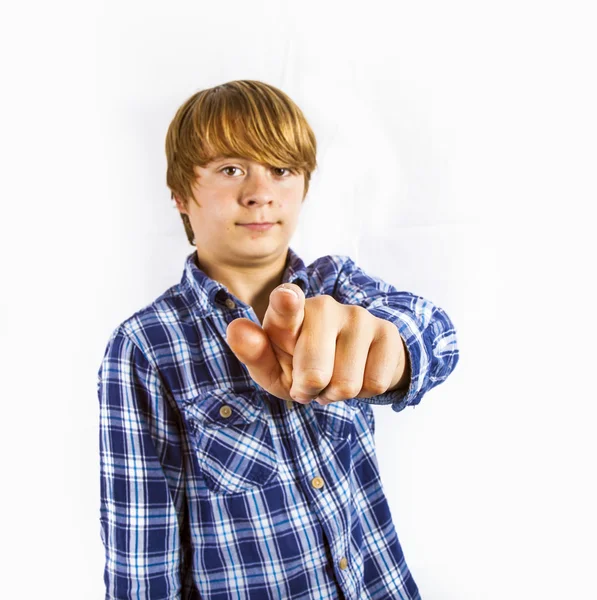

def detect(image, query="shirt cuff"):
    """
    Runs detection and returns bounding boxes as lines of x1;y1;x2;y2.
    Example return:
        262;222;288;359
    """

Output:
356;306;425;413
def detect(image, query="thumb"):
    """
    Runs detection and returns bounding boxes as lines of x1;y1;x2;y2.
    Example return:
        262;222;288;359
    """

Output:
262;283;305;356
225;318;284;391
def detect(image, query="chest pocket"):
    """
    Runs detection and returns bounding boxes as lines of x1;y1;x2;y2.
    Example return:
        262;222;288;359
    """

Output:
182;387;278;495
310;397;359;441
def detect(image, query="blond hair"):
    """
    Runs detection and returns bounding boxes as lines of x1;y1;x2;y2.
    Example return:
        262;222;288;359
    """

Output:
165;80;318;244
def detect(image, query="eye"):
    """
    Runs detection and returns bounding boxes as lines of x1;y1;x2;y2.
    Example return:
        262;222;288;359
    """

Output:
221;166;243;177
271;167;295;177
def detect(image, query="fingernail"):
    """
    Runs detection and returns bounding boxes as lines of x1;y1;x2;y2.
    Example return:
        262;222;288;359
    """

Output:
291;393;313;403
276;285;299;298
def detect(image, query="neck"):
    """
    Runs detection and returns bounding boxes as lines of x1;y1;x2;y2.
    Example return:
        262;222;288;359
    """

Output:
196;247;289;322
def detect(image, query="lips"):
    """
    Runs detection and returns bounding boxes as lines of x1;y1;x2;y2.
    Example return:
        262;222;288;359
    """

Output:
238;222;277;231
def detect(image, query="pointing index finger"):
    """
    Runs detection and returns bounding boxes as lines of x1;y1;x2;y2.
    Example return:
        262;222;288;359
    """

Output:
262;283;305;356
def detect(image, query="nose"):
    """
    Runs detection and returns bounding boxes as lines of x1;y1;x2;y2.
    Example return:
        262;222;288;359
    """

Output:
240;166;275;207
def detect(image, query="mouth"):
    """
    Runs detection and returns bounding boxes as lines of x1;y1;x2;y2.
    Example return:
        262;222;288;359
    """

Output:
237;222;278;231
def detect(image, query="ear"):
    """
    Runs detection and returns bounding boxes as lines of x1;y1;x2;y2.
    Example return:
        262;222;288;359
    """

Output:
172;193;188;214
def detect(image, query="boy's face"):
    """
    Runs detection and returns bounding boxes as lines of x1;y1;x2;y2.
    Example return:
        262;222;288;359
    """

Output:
175;156;306;266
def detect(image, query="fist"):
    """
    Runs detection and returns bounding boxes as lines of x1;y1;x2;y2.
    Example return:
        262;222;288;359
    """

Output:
225;284;408;405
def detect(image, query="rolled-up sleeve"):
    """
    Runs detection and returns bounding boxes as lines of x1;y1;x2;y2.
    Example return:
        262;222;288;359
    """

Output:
332;257;460;413
98;327;186;598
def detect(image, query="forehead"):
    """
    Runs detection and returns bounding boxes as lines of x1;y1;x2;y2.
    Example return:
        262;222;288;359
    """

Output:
209;155;246;162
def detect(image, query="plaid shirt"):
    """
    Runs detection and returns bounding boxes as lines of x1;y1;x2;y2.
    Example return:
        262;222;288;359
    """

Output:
98;247;459;599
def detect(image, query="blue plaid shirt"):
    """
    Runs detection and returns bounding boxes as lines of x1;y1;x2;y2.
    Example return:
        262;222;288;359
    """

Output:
98;247;459;599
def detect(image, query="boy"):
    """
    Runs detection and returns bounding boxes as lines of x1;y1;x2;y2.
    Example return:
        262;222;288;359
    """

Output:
98;80;459;599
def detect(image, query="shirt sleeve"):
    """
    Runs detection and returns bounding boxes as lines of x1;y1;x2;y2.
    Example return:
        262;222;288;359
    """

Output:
98;327;187;599
332;256;460;413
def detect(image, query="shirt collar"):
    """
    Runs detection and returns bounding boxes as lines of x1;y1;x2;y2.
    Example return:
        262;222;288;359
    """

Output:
180;246;311;315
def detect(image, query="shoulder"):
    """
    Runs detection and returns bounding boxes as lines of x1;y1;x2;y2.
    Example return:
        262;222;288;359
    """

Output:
305;254;357;295
307;253;354;275
100;283;190;367
306;254;391;302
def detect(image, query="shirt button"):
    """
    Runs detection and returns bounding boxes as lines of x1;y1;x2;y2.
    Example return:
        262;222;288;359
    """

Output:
219;405;232;418
225;298;236;309
311;476;324;489
286;400;294;409
339;557;348;570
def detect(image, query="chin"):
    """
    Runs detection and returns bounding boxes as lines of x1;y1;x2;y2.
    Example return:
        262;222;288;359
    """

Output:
238;238;289;256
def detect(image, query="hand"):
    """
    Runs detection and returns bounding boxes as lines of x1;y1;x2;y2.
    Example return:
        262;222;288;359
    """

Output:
225;283;409;405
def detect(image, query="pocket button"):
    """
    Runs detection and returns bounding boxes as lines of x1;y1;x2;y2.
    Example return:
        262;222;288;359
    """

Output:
219;405;232;418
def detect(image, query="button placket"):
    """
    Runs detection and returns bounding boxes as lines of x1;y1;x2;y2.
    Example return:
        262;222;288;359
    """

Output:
311;476;324;489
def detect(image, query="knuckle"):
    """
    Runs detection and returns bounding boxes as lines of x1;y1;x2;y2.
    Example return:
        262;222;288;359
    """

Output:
347;305;374;330
312;294;337;310
347;304;368;319
362;377;389;396
328;379;362;399
322;294;337;305
351;304;371;319
381;320;398;337
299;368;329;390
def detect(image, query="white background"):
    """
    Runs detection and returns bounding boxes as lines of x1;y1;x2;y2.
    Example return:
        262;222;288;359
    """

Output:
1;1;596;598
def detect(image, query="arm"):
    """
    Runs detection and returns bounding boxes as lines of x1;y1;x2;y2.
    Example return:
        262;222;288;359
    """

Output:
98;329;187;598
333;257;460;413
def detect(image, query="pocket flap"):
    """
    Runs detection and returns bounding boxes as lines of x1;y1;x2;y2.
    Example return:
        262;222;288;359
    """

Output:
182;386;263;429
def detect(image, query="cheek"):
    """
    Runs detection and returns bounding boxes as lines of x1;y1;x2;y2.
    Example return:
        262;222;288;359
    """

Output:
197;199;227;223
209;208;238;233
280;186;305;208
288;195;305;215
